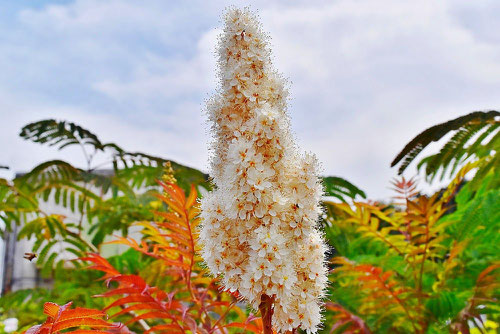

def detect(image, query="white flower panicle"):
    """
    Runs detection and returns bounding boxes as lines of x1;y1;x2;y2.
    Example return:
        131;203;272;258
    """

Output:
200;8;328;333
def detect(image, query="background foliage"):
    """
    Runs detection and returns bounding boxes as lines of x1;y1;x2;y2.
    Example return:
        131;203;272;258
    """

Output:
0;111;498;333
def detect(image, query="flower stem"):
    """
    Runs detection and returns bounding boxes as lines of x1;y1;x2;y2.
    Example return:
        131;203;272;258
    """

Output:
259;294;275;334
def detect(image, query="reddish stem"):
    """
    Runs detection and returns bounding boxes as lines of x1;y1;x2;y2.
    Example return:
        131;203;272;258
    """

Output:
259;294;275;334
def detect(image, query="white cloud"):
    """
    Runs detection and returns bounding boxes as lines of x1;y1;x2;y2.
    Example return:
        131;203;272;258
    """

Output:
92;28;220;102
258;0;500;197
0;92;209;177
1;0;499;199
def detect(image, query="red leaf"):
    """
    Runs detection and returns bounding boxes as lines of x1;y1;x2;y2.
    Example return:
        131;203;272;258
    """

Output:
43;302;64;318
111;303;163;318
106;274;147;290
104;295;154;311
94;288;139;298
126;311;176;325
145;324;183;334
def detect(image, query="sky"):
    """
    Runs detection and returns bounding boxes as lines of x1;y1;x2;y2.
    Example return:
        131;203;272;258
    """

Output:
0;0;499;200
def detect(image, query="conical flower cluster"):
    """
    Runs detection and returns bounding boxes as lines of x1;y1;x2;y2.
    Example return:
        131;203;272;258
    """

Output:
199;8;328;333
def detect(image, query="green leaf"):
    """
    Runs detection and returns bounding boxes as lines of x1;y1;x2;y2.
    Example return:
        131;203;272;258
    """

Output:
20;119;104;151
322;176;366;202
391;110;499;175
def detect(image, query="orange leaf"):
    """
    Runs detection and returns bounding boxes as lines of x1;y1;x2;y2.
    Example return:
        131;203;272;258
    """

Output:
126;311;176;325
111;303;164;318
59;308;107;321
155;220;190;238
185;184;197;209
155;211;189;230
43;302;65;318
107;274;147;289
25;302;115;334
155;194;186;218
69;331;116;334
159;233;192;249
478;263;500;283
145;324;183;334
225;321;263;333
167;182;187;205
104;295;154;311
94;288;138;298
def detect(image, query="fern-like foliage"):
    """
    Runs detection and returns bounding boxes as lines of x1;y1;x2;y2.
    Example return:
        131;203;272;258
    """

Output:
325;302;371;333
24;301;118;334
107;181;201;278
1;119;211;277
327;201;408;257
85;182;257;333
450;263;500;334
333;258;423;333
325;161;499;333
19;181;258;333
20;120;202;182
84;253;190;333
0;177;40;234
19;119;209;192
20;119;105;151
390;176;418;204
5;119;362;281
1;173;98;278
391;110;499;178
18;214;94;276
